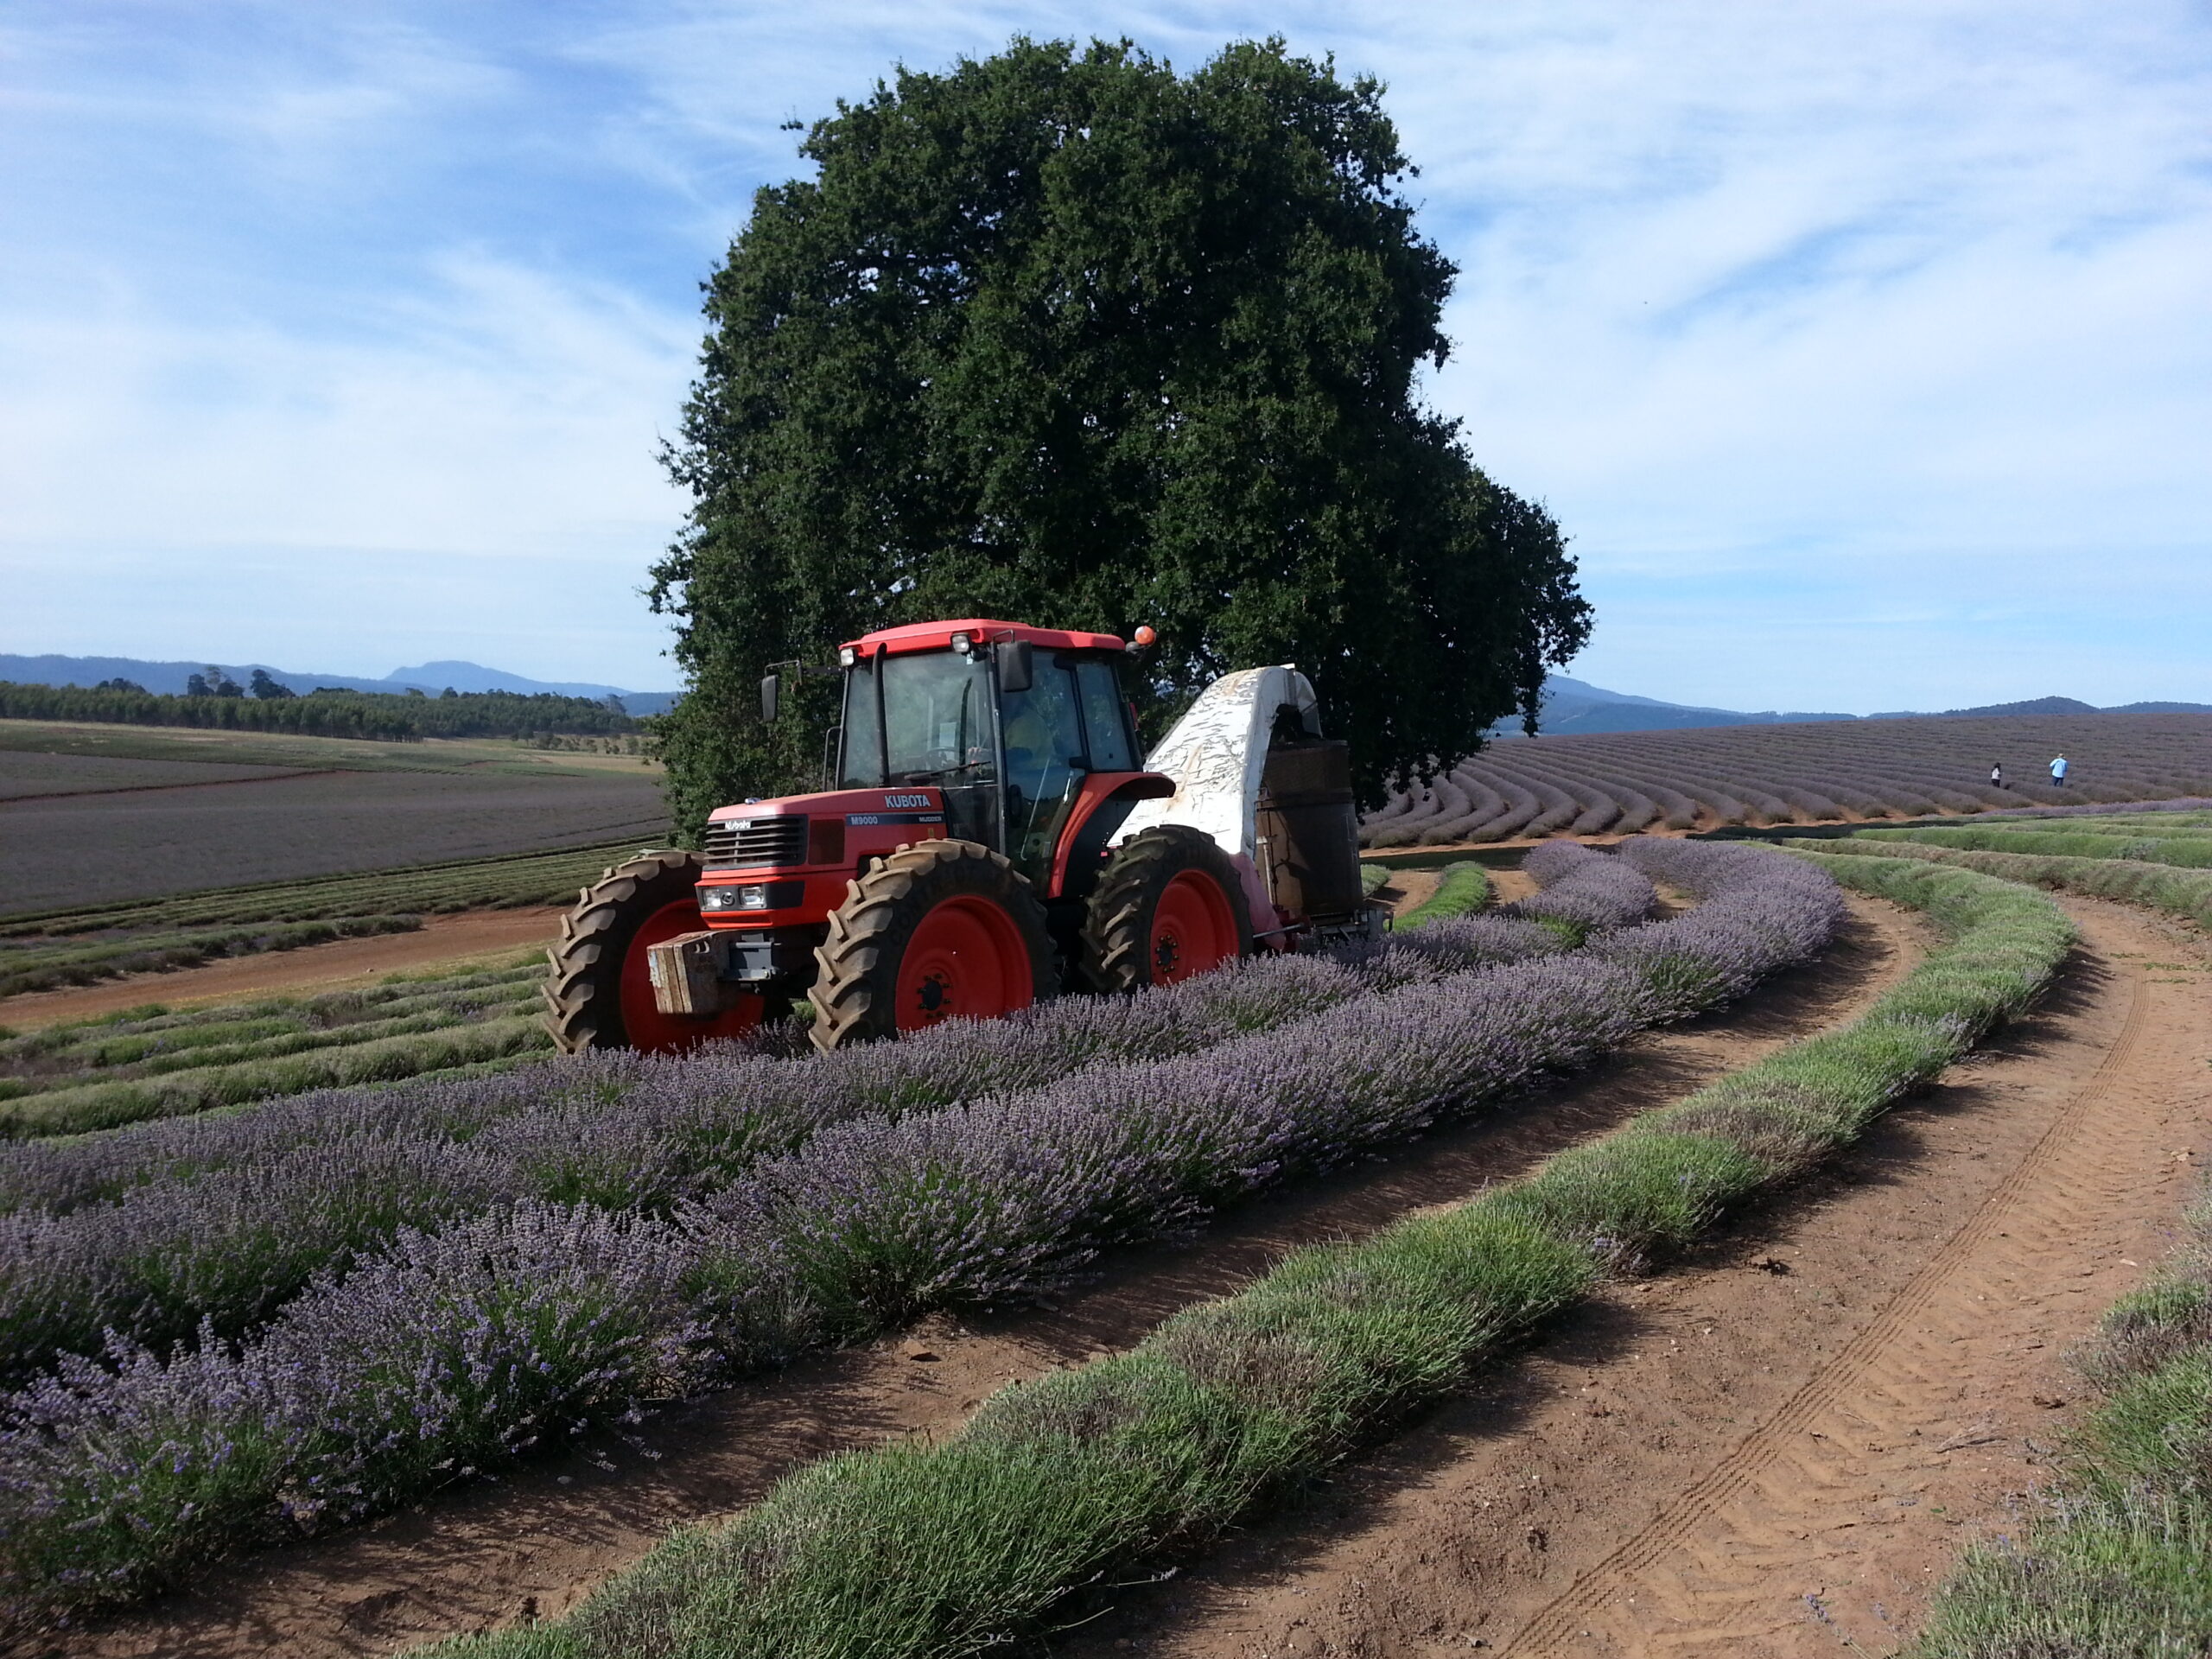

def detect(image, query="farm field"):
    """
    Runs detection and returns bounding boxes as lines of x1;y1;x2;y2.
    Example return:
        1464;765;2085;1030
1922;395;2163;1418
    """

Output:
3;835;2195;1659
27;859;1919;1657
0;751;308;801
0;717;658;778
0;820;2202;1656
0;721;670;915
1363;709;2212;843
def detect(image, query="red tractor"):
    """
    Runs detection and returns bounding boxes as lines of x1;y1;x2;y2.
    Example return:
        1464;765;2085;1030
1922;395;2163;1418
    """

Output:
543;619;1375;1054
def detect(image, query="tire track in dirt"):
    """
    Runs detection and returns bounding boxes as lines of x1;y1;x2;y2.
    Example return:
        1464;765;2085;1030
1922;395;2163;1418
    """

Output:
1056;896;2207;1659
1503;933;2158;1656
37;899;1930;1659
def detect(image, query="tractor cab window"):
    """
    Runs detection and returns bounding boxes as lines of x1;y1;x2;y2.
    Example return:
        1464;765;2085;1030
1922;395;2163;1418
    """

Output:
837;657;882;787
1000;658;1087;884
841;650;1001;847
1072;658;1137;771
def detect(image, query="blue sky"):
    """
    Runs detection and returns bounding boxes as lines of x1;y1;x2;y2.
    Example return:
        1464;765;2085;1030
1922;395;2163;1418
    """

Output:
3;3;2206;707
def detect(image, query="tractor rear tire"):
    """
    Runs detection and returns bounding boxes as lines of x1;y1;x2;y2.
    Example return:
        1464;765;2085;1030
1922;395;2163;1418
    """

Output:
1080;824;1253;993
542;849;764;1054
809;839;1055;1052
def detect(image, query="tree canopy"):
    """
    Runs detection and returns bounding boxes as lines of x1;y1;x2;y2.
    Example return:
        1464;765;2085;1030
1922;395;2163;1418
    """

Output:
652;35;1591;840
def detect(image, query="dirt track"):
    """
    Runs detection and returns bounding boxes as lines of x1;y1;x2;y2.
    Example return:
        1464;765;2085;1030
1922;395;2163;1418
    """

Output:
0;909;568;1030
1058;893;2212;1658
42;893;1936;1658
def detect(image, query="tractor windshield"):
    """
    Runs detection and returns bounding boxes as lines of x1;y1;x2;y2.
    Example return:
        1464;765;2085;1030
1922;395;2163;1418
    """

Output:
840;650;1001;846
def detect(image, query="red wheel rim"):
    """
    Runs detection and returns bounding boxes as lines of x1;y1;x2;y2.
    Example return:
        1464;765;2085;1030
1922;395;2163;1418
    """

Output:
893;896;1034;1033
1148;869;1236;984
618;898;765;1053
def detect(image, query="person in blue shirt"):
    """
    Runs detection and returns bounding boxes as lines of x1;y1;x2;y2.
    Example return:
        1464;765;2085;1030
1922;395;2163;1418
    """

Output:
2050;754;2069;786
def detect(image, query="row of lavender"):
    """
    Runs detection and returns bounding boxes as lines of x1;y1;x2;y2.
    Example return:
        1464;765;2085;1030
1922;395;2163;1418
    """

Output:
0;841;1837;1617
0;843;1643;1391
1362;715;2212;844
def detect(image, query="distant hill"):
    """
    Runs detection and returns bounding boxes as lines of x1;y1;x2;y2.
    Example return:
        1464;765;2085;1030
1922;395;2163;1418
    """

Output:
0;655;683;717
1489;677;1860;738
1492;678;2209;738
7;655;2201;737
1867;696;2102;719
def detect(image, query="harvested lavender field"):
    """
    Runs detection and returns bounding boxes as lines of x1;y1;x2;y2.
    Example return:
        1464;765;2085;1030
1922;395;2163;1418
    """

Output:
0;752;668;915
1363;710;2212;843
0;841;660;1003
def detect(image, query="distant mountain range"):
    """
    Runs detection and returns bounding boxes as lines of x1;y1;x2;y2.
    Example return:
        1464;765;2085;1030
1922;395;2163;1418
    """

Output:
1489;677;2211;737
0;655;684;718
5;655;2202;738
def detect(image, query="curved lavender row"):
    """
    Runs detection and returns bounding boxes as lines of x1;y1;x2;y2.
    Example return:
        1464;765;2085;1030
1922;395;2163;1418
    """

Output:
0;916;1576;1387
1500;840;1663;934
0;892;1590;1222
1980;795;2212;820
0;842;1826;1616
1602;837;1850;1014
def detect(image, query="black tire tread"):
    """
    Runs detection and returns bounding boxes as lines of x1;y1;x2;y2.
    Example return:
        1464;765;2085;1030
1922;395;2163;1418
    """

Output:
1078;824;1253;994
541;849;702;1053
809;839;1053;1052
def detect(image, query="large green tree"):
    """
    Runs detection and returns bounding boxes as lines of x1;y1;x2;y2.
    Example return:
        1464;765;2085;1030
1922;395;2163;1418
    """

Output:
652;35;1590;842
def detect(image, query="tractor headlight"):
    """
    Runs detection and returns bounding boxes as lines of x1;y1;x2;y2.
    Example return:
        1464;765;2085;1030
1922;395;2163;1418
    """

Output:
701;886;772;912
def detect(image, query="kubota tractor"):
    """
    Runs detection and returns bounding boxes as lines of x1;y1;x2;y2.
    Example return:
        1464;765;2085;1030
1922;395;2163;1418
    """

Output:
543;619;1377;1054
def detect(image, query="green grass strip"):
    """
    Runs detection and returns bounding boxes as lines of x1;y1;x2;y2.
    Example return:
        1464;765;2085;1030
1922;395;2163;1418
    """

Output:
1396;861;1491;927
1858;825;2212;868
422;855;2073;1659
1792;836;2212;932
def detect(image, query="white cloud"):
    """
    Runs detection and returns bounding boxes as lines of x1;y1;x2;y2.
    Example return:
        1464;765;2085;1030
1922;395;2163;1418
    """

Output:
3;0;2207;707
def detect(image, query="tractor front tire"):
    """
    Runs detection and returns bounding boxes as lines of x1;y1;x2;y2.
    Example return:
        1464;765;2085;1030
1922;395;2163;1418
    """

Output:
1080;825;1253;993
810;839;1055;1052
542;849;763;1053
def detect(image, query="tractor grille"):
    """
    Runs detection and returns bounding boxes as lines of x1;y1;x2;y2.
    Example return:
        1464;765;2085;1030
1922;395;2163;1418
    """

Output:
702;814;809;870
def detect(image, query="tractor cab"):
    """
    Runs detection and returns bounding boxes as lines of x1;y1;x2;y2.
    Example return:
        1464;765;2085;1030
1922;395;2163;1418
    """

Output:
810;620;1160;893
542;620;1376;1057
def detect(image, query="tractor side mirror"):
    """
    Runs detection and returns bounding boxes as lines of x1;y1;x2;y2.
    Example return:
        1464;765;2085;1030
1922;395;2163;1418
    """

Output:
995;639;1033;694
759;672;780;723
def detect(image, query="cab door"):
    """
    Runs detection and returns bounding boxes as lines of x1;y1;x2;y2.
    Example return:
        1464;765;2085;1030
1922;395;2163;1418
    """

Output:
996;654;1089;886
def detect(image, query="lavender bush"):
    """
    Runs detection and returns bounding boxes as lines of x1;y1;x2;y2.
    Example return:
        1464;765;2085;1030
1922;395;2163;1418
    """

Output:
1981;796;2212;820
1501;840;1665;936
0;916;1579;1383
0;842;1835;1617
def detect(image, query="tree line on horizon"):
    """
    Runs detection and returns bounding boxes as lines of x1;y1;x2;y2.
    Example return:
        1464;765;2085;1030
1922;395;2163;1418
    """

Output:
0;680;645;742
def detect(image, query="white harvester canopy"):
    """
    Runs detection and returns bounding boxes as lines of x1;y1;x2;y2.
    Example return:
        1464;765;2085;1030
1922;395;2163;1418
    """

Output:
1120;664;1321;863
